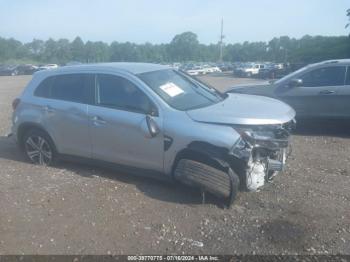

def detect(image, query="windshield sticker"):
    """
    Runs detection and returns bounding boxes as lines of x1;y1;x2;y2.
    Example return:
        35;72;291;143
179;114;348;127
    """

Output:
159;82;184;97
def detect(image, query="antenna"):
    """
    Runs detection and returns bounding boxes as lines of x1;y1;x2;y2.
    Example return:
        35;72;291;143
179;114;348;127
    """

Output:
219;18;225;62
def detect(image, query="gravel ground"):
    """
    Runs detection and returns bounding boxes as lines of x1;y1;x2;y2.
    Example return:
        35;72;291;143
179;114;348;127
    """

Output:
0;74;349;255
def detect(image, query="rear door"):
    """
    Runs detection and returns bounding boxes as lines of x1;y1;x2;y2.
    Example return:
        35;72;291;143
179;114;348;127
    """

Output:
277;66;346;118
35;73;94;157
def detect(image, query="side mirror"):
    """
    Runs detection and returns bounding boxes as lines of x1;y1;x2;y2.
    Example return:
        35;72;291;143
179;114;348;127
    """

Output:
148;107;158;117
146;115;160;137
289;78;303;87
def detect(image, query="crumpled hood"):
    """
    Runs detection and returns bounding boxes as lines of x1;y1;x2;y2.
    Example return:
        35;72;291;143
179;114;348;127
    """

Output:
186;93;295;125
227;84;276;97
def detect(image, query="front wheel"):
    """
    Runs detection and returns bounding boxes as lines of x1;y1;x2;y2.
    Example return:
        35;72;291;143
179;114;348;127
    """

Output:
174;159;240;206
23;129;56;166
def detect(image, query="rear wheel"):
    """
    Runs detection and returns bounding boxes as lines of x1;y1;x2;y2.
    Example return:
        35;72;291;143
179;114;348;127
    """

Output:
23;129;56;166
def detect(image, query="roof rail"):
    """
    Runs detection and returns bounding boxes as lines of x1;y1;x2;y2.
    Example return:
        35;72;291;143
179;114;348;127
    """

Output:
323;60;339;64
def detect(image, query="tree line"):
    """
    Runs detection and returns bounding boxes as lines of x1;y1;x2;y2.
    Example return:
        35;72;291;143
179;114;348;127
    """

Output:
0;32;349;65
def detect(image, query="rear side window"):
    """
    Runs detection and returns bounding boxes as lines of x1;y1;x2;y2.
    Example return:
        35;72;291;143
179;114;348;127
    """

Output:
34;76;54;98
51;74;85;103
300;66;346;87
34;74;94;104
96;74;152;114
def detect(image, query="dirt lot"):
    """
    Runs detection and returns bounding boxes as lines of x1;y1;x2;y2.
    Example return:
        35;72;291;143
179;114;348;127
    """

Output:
0;74;349;255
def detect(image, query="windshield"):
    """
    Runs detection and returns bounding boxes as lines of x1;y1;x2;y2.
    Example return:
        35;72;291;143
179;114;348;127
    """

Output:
275;65;309;84
137;69;224;111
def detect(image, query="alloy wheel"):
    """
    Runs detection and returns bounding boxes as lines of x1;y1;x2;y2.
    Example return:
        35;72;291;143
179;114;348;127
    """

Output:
25;135;53;165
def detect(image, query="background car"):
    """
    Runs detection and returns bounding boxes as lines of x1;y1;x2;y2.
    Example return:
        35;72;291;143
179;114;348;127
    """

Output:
184;65;207;75
217;62;234;72
0;65;18;76
38;64;59;70
233;63;265;78
228;59;350;119
16;64;38;75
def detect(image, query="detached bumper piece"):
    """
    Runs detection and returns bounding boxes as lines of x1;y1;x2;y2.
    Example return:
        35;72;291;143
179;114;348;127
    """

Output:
174;159;238;207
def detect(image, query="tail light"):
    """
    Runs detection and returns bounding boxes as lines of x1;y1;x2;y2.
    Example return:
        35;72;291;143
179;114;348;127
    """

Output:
12;98;21;110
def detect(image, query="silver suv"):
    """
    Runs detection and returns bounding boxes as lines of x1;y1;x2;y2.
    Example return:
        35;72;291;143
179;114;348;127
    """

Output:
10;63;295;206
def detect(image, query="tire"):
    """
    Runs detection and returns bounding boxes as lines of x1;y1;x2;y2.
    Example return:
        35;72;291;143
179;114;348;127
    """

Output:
22;129;56;166
174;159;240;202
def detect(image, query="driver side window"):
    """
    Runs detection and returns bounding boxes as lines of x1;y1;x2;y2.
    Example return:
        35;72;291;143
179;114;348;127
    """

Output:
300;66;346;87
95;74;155;115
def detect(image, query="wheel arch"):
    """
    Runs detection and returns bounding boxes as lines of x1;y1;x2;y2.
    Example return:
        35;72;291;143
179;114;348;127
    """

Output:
172;141;241;207
17;122;57;151
171;141;231;176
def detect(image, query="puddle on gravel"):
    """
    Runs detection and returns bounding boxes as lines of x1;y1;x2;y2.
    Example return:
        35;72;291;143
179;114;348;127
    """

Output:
261;219;306;251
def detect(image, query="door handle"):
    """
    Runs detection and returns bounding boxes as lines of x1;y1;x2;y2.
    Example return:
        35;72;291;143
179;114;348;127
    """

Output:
92;116;107;125
319;90;335;95
43;105;55;113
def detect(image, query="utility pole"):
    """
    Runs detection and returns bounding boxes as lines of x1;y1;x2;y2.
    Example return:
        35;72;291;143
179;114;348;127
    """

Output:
219;18;225;62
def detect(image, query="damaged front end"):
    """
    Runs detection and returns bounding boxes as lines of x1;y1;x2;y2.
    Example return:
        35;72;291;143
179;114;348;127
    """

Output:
230;119;295;191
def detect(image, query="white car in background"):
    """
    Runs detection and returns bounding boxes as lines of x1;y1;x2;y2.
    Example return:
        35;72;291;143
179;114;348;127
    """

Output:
186;66;207;76
234;63;265;78
202;65;222;74
38;64;59;70
171;63;182;70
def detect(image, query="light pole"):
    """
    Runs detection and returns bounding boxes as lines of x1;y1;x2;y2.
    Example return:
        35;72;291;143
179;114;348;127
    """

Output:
219;18;225;62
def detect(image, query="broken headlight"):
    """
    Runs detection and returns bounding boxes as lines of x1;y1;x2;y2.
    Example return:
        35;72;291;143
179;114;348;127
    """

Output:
234;127;273;144
233;126;289;150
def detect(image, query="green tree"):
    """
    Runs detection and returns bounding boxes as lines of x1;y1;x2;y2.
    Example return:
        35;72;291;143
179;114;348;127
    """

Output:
70;36;85;62
85;41;109;63
40;38;71;64
169;32;199;61
25;39;45;61
0;34;349;65
0;37;23;61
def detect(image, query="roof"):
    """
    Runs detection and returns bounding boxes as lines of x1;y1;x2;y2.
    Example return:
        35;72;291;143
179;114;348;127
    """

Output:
312;59;350;67
52;62;170;75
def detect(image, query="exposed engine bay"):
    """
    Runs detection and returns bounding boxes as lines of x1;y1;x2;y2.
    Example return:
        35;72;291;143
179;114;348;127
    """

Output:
231;119;295;191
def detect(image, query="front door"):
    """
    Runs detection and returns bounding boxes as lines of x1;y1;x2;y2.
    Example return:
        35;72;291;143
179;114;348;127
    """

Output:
88;74;164;172
277;66;346;118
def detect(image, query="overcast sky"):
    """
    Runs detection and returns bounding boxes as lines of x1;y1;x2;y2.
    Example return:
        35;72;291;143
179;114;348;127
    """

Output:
0;0;349;44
